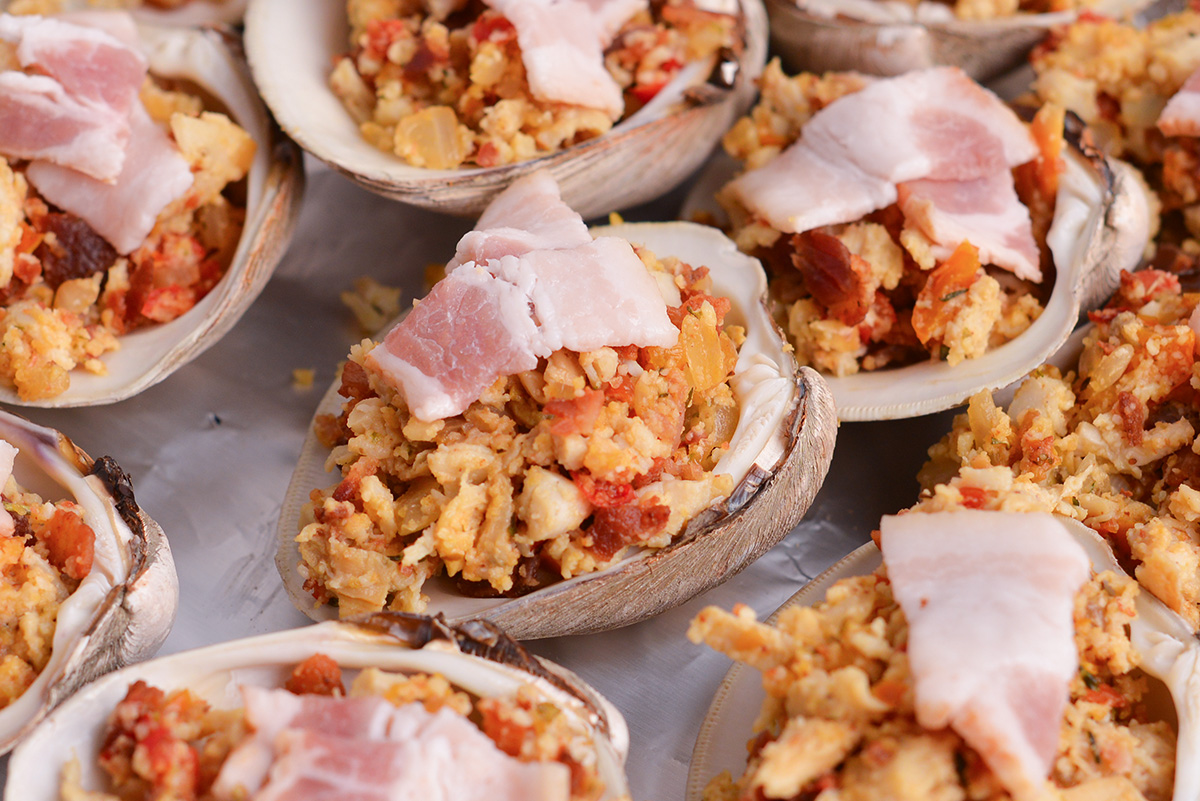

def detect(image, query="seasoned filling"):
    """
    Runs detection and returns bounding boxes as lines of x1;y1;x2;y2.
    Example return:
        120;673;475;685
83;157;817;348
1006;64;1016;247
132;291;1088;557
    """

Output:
0;22;255;402
690;566;1176;801
298;246;742;616
1031;10;1200;258
0;444;95;710
62;654;607;801
330;0;738;169
716;62;1059;377
917;269;1200;629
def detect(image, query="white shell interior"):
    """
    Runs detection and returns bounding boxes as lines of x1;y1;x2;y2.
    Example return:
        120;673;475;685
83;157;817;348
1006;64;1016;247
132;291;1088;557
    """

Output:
6;621;631;800
686;517;1200;801
242;0;766;217
0;20;296;408
0;413;135;746
683;151;1152;421
277;221;797;624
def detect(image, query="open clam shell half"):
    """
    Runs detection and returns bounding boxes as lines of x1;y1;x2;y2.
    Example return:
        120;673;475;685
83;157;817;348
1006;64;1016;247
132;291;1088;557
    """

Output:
684;125;1153;422
0;21;305;408
277;221;838;639
242;0;767;218
5;614;631;799
0;409;177;754
764;0;1151;81
687;516;1200;801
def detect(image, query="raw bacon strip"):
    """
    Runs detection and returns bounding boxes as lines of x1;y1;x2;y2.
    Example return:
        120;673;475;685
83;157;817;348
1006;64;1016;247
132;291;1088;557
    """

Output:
0;440;15;538
26;104;194;255
448;170;592;269
898;173;1042;282
1158;66;1200;138
366;264;542;421
729;142;897;235
212;689;402;799
879;510;1090;801
0;15;145;111
212;688;570;801
483;0;626;118
367;172;678;421
728;67;1040;274
492;238;680;352
0;72;130;185
0;13;146;181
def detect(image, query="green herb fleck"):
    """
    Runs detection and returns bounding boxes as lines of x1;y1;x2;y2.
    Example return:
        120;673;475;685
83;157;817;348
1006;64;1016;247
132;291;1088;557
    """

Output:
939;345;951;361
940;288;968;302
1081;668;1100;690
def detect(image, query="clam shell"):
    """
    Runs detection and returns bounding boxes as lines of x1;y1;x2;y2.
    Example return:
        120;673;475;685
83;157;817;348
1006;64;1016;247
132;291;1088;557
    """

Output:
683;127;1154;422
277;221;838;639
5;615;631;799
0;21;305;408
687;517;1200;801
0;409;177;754
242;0;767;218
764;0;1150;81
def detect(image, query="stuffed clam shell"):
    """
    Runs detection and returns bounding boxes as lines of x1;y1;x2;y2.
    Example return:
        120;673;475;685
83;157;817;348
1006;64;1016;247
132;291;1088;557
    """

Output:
0;409;177;754
0;18;304;408
278;221;838;640
685;105;1153;422
242;0;767;218
5;614;631;800
764;0;1152;81
687;516;1200;801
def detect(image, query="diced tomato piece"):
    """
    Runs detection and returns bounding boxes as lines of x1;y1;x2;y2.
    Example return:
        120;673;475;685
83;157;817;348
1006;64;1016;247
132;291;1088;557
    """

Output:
40;507;94;581
285;653;345;696
911;241;981;345
572;471;636;508
140;285;196;322
545;389;604;436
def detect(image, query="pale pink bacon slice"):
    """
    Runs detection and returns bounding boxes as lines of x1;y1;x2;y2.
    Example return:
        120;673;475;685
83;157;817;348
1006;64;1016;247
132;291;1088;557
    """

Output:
366;172;677;421
1158;66;1200;138
366;264;543;422
212;688;399;799
447;170;592;270
727;67;1041;280
25;103;194;255
582;0;650;45
212;688;570;801
490;238;677;352
0;13;145;182
879;510;1090;801
898;172;1041;282
482;0;628;118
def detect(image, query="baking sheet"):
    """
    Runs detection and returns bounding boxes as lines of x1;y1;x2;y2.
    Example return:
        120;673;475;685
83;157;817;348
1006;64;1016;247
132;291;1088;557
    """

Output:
0;158;957;798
